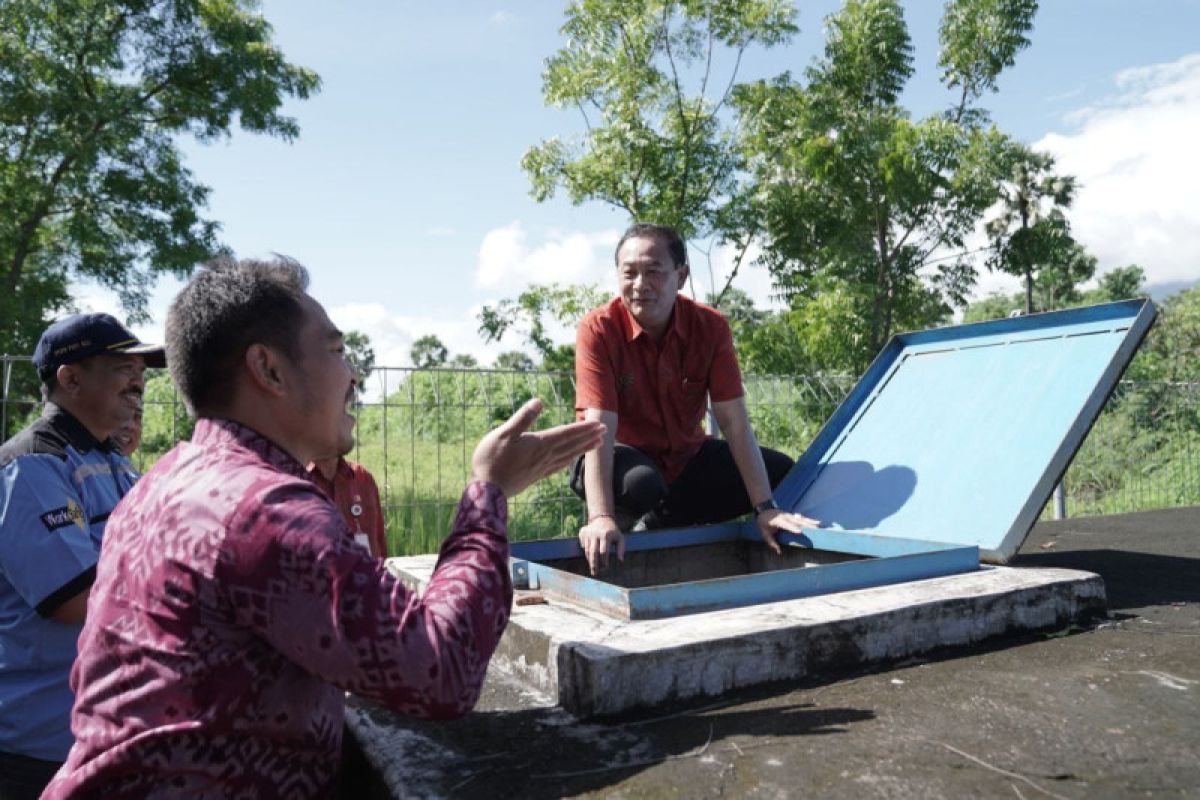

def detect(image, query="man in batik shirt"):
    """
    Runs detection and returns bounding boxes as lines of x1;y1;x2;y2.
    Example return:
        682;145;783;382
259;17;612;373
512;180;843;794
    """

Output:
45;256;603;798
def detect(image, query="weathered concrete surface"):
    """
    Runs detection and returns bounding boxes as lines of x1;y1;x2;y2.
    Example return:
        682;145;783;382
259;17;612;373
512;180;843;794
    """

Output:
348;506;1200;798
388;551;1104;717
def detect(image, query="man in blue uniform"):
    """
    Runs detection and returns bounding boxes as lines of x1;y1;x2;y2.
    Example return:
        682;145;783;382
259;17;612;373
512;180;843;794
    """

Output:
0;313;163;799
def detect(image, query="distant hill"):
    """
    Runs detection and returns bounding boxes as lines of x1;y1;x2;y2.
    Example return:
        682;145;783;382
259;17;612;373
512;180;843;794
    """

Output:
1146;279;1199;301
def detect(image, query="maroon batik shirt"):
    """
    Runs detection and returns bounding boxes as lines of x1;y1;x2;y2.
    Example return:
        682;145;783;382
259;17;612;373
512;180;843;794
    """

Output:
45;418;512;798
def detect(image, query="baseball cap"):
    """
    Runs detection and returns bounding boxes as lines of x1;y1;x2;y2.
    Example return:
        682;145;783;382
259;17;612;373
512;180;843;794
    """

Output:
33;313;166;379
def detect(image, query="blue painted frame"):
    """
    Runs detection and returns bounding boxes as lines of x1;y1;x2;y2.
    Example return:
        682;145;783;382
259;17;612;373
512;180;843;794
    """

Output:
510;299;1155;620
775;299;1156;562
510;523;979;620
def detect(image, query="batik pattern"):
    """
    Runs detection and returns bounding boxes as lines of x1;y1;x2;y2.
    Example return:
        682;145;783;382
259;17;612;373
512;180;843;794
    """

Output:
45;419;511;798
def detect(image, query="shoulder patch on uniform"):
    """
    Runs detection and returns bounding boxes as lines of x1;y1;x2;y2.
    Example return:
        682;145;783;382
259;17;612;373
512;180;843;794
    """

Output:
41;498;87;533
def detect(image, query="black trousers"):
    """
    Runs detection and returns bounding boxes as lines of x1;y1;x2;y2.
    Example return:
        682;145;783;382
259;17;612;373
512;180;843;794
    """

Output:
570;439;794;530
0;751;62;800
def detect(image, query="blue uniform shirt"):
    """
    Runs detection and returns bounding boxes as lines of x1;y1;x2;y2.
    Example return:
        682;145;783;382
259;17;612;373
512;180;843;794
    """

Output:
0;403;138;761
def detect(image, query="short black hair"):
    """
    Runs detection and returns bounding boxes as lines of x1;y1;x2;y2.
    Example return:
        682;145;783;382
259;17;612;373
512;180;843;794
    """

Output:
614;223;688;269
166;256;310;416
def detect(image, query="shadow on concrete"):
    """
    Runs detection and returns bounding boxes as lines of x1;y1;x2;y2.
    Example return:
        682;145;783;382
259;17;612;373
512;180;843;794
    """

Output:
350;696;875;800
1012;549;1200;610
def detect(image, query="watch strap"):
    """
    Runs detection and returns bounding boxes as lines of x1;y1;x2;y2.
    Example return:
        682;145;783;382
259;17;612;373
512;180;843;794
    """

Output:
753;498;779;516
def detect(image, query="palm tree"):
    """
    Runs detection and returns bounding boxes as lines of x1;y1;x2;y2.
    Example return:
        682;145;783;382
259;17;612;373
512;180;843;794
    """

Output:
985;145;1077;314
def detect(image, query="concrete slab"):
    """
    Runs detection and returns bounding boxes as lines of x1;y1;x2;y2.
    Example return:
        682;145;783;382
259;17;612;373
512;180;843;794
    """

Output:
386;556;1105;717
342;506;1200;799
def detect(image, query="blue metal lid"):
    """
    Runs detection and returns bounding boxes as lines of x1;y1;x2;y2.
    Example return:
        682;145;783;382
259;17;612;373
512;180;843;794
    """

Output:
774;299;1156;563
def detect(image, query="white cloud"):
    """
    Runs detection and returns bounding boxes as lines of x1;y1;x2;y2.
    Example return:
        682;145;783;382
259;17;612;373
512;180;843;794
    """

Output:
475;221;620;289
686;239;786;312
475;223;791;319
489;10;513;26
1036;52;1200;291
68;277;181;349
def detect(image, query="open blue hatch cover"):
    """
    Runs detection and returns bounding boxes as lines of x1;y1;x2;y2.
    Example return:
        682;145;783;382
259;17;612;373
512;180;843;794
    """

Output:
774;298;1157;563
507;299;1155;619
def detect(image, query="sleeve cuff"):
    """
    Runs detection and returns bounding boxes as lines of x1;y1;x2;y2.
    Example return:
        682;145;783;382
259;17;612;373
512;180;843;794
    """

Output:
35;566;97;618
455;480;509;536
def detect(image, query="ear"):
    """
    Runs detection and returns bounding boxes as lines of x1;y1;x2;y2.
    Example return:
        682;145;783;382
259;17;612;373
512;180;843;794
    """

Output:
242;343;289;398
676;262;689;290
54;364;83;397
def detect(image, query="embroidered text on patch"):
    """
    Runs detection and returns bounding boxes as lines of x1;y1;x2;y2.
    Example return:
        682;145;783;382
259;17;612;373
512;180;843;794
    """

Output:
41;498;87;532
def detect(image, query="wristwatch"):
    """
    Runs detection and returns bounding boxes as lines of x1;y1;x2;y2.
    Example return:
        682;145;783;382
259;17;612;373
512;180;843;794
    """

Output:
753;498;779;516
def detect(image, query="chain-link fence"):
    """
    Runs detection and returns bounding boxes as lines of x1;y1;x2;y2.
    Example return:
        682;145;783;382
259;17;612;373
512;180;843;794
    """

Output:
3;354;1196;555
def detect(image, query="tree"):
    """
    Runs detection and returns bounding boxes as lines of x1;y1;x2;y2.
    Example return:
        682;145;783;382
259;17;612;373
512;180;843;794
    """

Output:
706;286;766;330
495;351;535;372
1085;264;1146;304
985;144;1078;313
448;353;479;368
0;0;320;360
410;335;448;369
964;261;1144;324
140;371;194;457
1030;239;1095;311
1131;285;1200;383
342;330;375;390
523;0;797;294
732;0;1038;372
478;282;609;370
962;291;1022;323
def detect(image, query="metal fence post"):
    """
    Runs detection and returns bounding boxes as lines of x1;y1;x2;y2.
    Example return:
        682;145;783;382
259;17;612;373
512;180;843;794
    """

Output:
1053;481;1067;520
1;356;11;442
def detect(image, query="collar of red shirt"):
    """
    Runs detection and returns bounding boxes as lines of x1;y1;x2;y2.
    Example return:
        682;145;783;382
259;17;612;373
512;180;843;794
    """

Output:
617;294;695;344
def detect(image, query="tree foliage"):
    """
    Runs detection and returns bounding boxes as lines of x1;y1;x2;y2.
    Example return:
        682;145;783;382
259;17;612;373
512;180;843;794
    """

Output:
523;0;797;246
0;0;319;359
494;350;535;371
478;282;609;370
1127;284;1200;383
140;370;194;457
962;262;1144;324
449;353;479;368
732;0;1039;372
984;144;1079;313
410;334;448;369
343;329;375;387
1090;264;1146;304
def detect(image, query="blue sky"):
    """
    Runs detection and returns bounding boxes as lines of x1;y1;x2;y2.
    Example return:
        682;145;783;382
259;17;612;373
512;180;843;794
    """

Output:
78;1;1200;369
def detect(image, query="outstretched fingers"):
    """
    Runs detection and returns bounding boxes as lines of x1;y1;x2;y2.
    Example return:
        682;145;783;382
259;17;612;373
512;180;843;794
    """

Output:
497;398;544;438
769;513;813;534
540;421;605;460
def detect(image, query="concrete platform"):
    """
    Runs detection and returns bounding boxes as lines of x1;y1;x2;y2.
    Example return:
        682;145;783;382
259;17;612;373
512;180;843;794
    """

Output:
342;506;1200;799
386;554;1105;717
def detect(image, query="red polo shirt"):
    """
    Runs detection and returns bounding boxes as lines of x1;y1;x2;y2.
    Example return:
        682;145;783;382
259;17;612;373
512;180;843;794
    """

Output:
309;458;389;559
575;295;744;483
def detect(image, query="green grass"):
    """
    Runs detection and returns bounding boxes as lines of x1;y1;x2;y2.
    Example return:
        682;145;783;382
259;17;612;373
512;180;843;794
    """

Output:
21;369;1200;557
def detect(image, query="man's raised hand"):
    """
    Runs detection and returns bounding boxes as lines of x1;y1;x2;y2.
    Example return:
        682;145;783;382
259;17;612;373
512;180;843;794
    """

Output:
471;399;606;499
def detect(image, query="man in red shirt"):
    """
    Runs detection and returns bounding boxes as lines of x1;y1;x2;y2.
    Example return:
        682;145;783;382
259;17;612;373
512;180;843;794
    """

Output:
573;223;818;574
309;457;388;559
45;256;604;797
